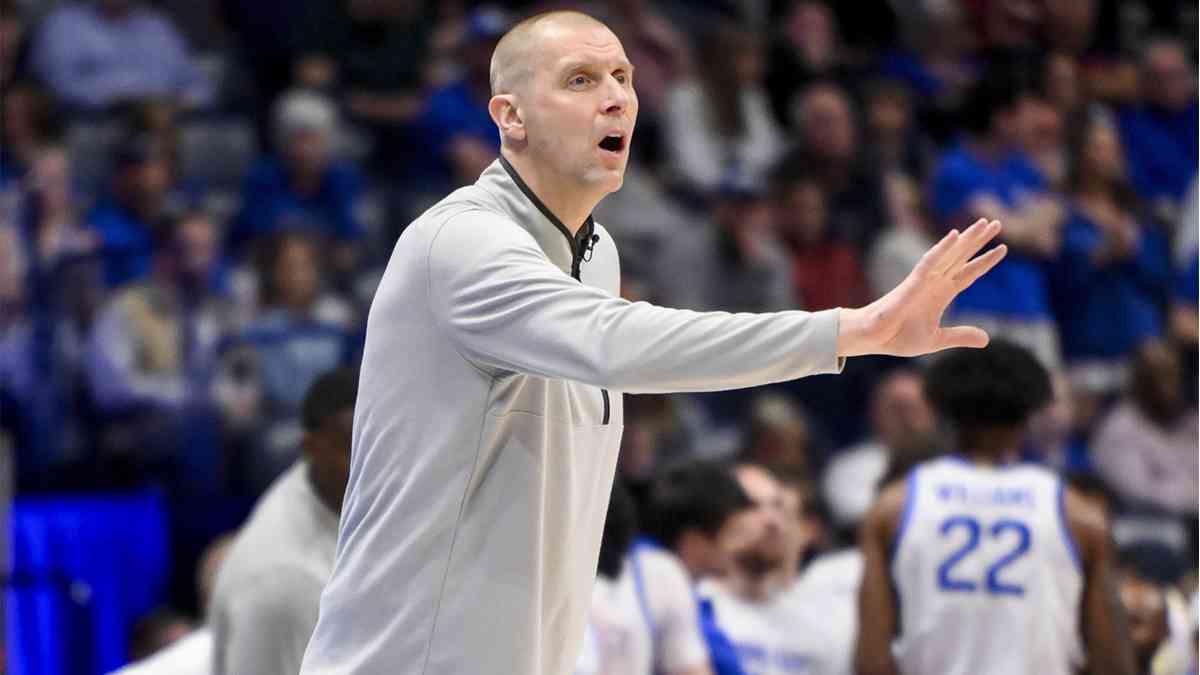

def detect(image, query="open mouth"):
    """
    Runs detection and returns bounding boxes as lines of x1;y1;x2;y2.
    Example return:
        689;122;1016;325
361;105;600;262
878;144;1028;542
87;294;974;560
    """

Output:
598;134;626;153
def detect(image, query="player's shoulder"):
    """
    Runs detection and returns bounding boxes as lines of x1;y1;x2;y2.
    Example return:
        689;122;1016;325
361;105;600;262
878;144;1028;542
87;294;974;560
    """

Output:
632;545;691;591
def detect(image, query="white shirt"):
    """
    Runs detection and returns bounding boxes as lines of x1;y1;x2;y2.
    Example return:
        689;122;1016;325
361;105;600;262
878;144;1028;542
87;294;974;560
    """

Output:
787;550;863;675
583;547;709;675
300;159;843;675
210;461;338;675
891;457;1084;675
107;629;211;675
699;579;842;675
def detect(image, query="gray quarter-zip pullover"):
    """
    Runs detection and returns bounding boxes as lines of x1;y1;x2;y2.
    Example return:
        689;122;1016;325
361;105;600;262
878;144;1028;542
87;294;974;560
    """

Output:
300;158;844;675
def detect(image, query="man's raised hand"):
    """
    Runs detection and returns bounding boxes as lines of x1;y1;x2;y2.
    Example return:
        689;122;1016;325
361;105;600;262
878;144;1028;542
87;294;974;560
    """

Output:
837;219;1007;358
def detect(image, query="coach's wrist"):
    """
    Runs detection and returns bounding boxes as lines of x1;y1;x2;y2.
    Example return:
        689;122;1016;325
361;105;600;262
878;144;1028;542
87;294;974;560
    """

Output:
836;306;881;358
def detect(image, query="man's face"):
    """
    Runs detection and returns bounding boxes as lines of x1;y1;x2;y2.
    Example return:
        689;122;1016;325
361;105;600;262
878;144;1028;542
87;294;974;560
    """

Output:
517;21;638;194
1146;43;1195;112
873;373;934;450
285;129;331;177
728;466;796;573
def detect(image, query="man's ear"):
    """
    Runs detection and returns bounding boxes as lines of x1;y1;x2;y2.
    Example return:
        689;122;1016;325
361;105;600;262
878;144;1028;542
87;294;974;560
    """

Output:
489;94;526;143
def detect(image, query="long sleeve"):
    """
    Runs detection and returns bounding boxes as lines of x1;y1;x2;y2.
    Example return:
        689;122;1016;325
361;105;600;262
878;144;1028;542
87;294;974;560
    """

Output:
427;212;843;395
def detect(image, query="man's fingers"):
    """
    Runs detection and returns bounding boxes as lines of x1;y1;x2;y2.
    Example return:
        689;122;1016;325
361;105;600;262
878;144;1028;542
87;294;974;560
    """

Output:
937;325;990;351
947;219;1001;271
954;244;1008;290
914;228;961;277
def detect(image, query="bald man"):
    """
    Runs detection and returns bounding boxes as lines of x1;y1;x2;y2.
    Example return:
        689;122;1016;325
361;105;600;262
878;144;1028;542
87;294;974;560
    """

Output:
300;11;1009;675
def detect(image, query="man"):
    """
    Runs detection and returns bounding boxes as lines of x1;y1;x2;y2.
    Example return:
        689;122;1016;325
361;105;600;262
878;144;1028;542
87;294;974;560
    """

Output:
699;464;842;674
645;460;762;675
301;11;1007;675
854;342;1136;675
581;478;711;675
929;69;1065;367
210;368;356;675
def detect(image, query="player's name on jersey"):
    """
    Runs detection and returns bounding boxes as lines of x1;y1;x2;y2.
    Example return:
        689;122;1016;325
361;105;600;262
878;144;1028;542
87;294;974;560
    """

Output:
934;483;1036;508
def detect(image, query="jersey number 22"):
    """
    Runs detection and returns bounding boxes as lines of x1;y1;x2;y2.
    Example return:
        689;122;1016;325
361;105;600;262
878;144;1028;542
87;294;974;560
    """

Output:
936;516;1030;596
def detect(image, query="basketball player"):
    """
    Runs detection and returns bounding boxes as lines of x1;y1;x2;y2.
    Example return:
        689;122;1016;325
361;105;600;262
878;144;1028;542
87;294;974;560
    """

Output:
854;342;1136;675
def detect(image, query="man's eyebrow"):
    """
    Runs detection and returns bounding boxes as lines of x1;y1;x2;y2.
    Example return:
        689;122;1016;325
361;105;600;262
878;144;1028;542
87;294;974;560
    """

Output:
557;59;636;76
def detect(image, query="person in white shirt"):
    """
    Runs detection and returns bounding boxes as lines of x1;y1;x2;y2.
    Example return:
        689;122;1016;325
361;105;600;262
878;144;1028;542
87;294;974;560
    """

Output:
300;8;1008;674
210;368;356;675
582;479;711;675
700;464;843;674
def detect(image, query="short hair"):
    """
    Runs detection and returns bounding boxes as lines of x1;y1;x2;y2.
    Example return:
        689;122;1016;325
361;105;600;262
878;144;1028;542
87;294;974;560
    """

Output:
489;10;611;96
272;89;338;149
596;477;638;579
645;460;753;550
959;67;1029;136
924;341;1052;431
301;367;359;432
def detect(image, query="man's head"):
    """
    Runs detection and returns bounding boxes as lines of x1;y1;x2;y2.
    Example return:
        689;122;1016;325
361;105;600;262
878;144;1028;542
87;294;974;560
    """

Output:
113;133;171;214
960;69;1032;145
1118;550;1171;670
1129;339;1185;425
794;82;856;163
773;172;827;247
301;368;359;514
488;11;638;196
259;231;322;312
924;341;1052;455
646;460;759;579
1141;37;1196;113
871;369;935;451
273;90;337;178
165;208;220;285
742;394;812;477
728;463;801;579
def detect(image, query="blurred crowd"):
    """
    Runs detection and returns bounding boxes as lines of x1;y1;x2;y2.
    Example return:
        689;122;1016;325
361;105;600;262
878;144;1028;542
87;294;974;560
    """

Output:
0;0;1197;672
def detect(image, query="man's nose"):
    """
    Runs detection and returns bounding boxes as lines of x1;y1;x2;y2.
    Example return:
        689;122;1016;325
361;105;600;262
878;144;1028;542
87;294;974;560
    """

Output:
602;77;630;115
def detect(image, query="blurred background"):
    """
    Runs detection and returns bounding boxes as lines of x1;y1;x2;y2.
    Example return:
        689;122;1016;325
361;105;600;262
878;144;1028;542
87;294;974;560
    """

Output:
0;0;1196;673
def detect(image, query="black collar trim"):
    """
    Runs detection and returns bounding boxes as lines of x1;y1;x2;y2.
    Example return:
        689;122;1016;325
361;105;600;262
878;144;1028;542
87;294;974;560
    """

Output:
498;155;595;277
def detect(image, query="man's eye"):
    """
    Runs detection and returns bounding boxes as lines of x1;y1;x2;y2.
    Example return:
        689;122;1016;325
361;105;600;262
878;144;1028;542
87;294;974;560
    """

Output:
615;74;626;84
570;75;589;87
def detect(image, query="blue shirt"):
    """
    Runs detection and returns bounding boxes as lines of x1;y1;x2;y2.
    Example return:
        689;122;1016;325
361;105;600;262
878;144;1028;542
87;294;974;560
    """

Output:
1177;251;1198;306
87;199;158;287
231;157;365;249
30;3;212;110
420;79;500;183
1049;208;1171;361
931;143;1053;319
1117;102;1199;207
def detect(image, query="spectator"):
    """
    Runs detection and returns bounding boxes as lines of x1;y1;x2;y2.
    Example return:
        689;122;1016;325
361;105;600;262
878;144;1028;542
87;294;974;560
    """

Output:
0;82;61;189
698;464;843;673
232;90;365;281
86;207;234;486
929;69;1064;367
293;0;432;174
420;6;508;189
740;394;818;484
0;148;105;489
1117;37;1198;221
764;0;848;130
217;231;354;492
867;172;935;299
880;0;976;116
662;24;783;193
788;82;889;252
29;0;212;111
1119;549;1197;675
862;79;928;176
582;478;712;675
210;367;356;675
773;168;869;311
657;177;795;313
1050;109;1172;395
87;133;185;288
1091;340;1198;517
0;0;31;91
644;460;761;675
821;368;933;533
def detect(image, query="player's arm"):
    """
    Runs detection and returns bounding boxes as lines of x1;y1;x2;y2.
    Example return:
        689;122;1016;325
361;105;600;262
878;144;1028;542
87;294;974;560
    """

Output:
1064;487;1136;675
853;481;906;675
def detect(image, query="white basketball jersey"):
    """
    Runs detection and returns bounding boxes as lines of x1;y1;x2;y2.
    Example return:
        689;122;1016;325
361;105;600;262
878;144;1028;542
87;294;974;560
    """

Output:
891;457;1084;675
